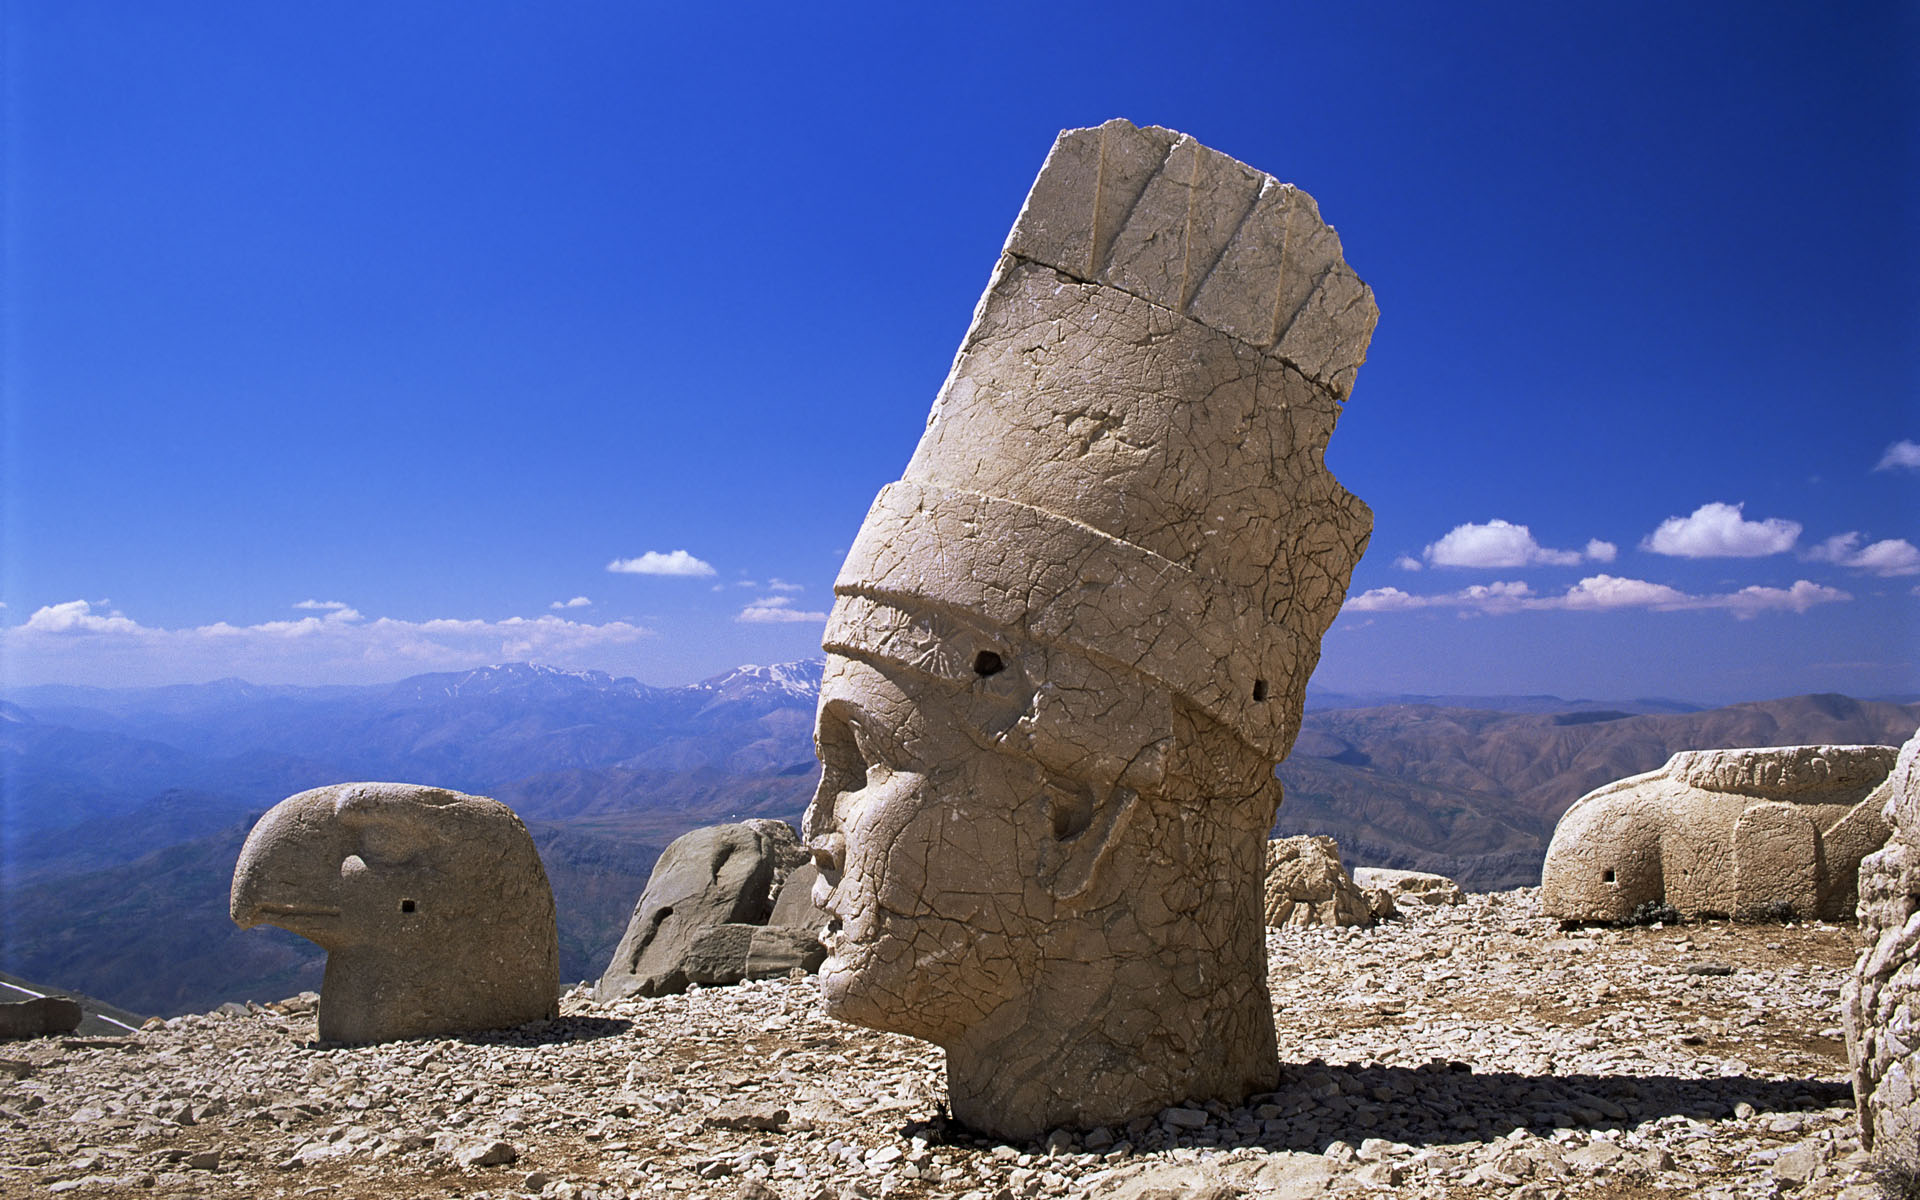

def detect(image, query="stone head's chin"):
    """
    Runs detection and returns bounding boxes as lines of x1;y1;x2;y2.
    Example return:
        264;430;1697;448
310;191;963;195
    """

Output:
816;941;930;1041
817;930;876;1004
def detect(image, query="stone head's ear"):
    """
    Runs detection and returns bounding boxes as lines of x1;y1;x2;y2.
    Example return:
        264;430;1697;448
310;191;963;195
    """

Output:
1036;776;1142;903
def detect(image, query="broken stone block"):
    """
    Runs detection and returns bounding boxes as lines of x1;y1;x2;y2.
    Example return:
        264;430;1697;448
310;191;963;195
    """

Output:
0;996;82;1040
1842;727;1920;1190
681;923;828;986
1351;867;1466;906
1539;744;1898;923
802;119;1374;1140
766;860;831;931
1264;836;1387;928
596;820;810;1000
230;782;559;1044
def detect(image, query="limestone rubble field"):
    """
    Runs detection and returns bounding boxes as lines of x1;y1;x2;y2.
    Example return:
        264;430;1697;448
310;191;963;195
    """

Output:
0;889;1888;1199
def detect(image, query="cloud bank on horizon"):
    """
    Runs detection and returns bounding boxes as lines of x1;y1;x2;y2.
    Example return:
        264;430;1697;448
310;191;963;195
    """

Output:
4;600;655;688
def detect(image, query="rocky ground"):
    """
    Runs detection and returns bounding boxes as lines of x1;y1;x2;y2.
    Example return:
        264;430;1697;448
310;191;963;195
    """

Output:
0;888;1898;1199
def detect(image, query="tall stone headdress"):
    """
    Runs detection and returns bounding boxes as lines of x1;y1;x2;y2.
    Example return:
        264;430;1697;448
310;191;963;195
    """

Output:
807;119;1375;1139
827;118;1374;775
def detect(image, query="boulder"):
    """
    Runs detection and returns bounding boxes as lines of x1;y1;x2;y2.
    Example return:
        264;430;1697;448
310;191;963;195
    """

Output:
231;782;559;1044
766;861;831;931
596;819;812;1000
1264;836;1394;928
1352;866;1465;906
682;924;828;985
1843;727;1920;1189
0;996;82;1040
1540;744;1897;922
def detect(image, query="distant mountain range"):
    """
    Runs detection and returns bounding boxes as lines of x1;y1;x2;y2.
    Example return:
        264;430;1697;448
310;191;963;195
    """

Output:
2;660;1913;1016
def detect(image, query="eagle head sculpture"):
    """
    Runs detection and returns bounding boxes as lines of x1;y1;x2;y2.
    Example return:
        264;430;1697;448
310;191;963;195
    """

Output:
231;782;559;1044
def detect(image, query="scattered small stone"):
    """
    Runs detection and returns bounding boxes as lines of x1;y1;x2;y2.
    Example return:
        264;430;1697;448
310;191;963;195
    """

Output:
0;888;1873;1199
453;1138;518;1168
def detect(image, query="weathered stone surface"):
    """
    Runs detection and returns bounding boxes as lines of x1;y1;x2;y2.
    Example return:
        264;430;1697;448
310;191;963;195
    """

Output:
1843;727;1920;1188
230;782;559;1044
0;996;82;1040
766;860;831;931
1540;744;1898;922
681;923;828;986
1353;866;1466;906
1264;836;1391;927
804;120;1374;1140
596;820;810;1000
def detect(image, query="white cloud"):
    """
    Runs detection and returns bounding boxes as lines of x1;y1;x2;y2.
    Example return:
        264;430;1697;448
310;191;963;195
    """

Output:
1807;532;1920;577
22;599;145;635
1556;575;1691;610
1348;581;1534;613
5;601;653;686
736;596;827;624
1345;574;1848;620
765;578;805;593
606;550;716;577
1874;440;1920;471
1346;586;1424;613
294;599;352;612
1391;554;1422;572
549;595;593;609
1717;580;1851;617
1423;519;1610;569
1643;502;1800;558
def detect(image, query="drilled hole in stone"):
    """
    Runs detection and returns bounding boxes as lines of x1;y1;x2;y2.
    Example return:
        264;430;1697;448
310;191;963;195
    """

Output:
973;650;1005;677
1602;870;1616;884
399;898;417;913
1252;679;1269;702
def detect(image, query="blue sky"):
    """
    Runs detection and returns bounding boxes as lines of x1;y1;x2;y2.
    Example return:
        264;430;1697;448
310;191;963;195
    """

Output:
3;2;1915;703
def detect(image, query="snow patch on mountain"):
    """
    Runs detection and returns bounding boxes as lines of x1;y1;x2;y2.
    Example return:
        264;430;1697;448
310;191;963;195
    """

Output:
694;659;824;702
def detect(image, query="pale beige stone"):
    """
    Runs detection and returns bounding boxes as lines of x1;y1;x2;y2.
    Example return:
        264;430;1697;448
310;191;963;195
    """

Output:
805;119;1374;1140
230;782;558;1044
1352;866;1466;906
1539;745;1898;923
1263;836;1390;928
1843;727;1920;1187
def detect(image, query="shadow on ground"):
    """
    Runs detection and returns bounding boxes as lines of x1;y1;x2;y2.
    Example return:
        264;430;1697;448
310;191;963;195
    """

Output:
457;1015;633;1047
911;1061;1851;1151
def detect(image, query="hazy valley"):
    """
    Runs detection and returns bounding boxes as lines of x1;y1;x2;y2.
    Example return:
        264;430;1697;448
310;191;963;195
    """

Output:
2;662;1913;1017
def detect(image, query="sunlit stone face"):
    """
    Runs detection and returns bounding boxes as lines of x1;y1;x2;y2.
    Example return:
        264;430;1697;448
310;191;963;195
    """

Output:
804;647;1124;1045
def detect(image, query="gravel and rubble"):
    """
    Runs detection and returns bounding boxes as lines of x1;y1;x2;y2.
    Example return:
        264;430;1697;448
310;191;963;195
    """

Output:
0;888;1891;1199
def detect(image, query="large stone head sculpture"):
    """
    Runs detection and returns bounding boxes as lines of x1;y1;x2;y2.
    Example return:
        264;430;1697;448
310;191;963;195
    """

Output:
805;119;1375;1139
231;782;559;1044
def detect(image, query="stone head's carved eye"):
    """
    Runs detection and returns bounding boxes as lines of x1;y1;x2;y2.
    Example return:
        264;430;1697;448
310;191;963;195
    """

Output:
1252;679;1269;703
973;650;1005;678
1603;870;1616;884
